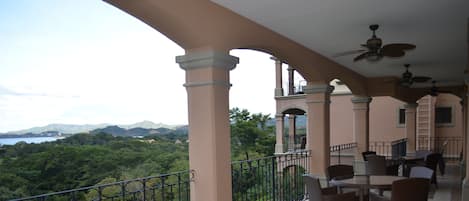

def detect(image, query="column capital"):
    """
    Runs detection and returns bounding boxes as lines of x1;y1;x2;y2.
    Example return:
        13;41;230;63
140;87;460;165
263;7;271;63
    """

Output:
404;103;418;109
270;56;281;63
176;51;239;71
303;84;334;94
275;113;284;118
288;114;296;120
351;96;372;104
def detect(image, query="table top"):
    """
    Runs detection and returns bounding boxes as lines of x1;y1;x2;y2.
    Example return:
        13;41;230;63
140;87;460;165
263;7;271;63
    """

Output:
331;175;406;189
400;156;424;161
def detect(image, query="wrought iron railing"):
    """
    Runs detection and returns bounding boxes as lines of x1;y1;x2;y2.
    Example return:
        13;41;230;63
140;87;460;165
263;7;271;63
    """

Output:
11;150;311;201
330;142;357;165
231;150;311;201
369;138;407;159
9;170;192;201
417;136;463;160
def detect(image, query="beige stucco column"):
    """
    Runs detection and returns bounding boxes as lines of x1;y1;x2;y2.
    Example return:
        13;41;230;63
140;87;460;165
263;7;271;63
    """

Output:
287;66;295;95
304;83;333;177
288;114;297;151
272;57;284;97
275;113;285;153
461;99;467;162
404;103;418;154
351;96;372;174
176;51;238;201
463;76;469;200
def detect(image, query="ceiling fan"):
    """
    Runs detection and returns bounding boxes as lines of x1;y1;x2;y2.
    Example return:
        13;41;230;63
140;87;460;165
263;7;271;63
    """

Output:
399;64;431;87
334;24;416;62
428;80;450;96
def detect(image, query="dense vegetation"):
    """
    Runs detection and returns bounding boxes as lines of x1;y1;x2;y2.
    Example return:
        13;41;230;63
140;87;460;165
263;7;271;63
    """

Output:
0;108;276;200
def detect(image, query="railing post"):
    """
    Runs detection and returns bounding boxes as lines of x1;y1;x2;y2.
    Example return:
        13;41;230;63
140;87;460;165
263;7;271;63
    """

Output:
121;182;126;201
338;147;341;165
97;186;103;201
271;157;276;201
161;176;166;201
178;173;182;201
142;178;147;201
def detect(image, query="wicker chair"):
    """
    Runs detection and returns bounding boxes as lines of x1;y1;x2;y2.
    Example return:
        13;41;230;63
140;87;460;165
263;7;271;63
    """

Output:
362;151;377;161
371;178;430;201
326;165;354;185
303;174;358;201
425;152;441;188
366;155;387;175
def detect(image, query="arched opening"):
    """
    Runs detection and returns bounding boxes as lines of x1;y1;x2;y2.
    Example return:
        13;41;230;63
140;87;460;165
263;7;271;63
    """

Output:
282;108;307;152
415;93;464;159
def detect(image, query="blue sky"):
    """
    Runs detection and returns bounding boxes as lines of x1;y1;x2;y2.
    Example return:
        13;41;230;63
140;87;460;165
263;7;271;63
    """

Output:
0;0;291;132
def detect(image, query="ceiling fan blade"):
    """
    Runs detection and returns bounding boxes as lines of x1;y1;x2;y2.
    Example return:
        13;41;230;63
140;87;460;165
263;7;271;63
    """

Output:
437;90;451;93
412;76;432;83
382;43;416;50
353;52;369;62
381;47;405;57
332;49;366;57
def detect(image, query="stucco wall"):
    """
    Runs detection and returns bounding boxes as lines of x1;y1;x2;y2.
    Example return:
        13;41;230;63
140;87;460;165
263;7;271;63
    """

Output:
329;94;463;146
330;95;407;145
330;94;354;145
435;93;463;137
369;96;406;142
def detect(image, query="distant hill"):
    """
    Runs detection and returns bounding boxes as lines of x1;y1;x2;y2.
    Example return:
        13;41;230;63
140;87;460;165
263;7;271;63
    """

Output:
119;120;179;130
4;123;110;135
1;121;184;136
90;125;176;137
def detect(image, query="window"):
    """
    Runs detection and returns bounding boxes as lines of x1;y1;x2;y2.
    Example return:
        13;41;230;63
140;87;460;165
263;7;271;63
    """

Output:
398;108;406;126
435;106;452;125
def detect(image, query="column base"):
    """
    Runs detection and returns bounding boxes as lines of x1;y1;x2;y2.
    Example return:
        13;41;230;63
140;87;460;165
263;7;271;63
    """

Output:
462;178;469;200
274;88;284;97
275;144;284;154
353;160;367;175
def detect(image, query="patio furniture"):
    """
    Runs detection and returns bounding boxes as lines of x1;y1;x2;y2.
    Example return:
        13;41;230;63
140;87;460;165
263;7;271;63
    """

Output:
409;166;434;180
326;164;354;186
415;150;432;160
330;175;406;201
362;151;377;161
366;155;387;175
400;155;425;177
425;152;442;188
303;174;357;201
390;178;430;201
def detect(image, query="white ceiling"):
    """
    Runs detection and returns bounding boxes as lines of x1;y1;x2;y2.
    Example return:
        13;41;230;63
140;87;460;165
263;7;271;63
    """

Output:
212;0;469;87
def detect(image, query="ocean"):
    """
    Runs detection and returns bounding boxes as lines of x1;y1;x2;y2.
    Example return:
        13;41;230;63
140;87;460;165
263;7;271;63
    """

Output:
0;137;61;145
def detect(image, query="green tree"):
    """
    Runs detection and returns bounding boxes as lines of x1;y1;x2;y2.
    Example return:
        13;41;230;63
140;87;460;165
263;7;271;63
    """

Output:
230;108;275;160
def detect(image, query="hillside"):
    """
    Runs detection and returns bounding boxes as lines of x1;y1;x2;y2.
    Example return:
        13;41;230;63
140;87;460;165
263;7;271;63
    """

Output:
1;121;183;136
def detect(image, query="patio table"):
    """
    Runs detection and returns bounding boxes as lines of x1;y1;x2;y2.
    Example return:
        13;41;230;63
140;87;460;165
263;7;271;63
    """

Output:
331;175;406;201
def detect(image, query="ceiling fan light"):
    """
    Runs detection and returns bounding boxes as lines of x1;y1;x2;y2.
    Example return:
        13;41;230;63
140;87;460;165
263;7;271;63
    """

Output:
366;37;382;50
366;53;381;61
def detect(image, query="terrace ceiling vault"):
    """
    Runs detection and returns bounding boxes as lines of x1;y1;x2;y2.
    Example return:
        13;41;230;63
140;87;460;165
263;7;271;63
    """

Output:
105;0;469;99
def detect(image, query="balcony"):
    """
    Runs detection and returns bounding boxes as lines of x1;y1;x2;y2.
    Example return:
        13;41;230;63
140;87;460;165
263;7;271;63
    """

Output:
10;150;311;201
9;140;464;201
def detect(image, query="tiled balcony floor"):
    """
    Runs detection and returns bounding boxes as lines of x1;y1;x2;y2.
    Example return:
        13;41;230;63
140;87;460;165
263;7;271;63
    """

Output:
374;162;462;201
428;162;461;201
